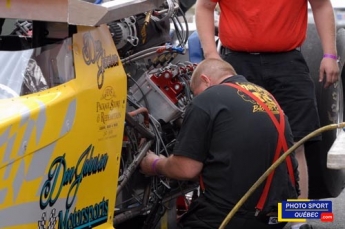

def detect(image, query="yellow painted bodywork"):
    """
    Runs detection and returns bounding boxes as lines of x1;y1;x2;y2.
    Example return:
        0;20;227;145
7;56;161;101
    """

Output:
0;25;126;229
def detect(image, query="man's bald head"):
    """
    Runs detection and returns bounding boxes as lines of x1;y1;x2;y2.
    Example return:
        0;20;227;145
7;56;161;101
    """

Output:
190;58;237;95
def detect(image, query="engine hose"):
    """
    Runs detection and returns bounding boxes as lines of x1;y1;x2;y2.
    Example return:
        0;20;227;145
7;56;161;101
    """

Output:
219;122;345;229
125;112;155;140
128;107;150;127
117;140;153;195
121;46;164;63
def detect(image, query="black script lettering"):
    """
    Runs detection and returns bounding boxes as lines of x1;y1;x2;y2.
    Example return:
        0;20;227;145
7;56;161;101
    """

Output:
82;32;119;89
40;155;66;210
40;144;109;226
82;153;108;177
82;33;97;66
65;146;109;209
58;209;70;229
65;145;93;209
62;167;75;186
58;198;109;229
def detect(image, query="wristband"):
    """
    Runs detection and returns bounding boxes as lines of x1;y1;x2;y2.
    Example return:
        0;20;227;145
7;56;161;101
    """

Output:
151;158;161;175
323;54;338;61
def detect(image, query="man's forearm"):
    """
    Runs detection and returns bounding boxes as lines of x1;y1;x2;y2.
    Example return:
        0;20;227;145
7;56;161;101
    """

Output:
195;0;219;58
311;0;337;54
155;156;201;180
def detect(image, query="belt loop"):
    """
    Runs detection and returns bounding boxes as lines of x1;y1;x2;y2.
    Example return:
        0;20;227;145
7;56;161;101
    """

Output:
222;46;261;55
221;46;232;55
222;46;301;54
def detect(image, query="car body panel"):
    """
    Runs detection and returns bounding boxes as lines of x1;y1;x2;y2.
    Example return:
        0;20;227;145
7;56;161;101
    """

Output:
0;24;127;229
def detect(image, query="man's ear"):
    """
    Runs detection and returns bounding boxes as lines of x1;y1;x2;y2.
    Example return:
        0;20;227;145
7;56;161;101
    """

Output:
201;74;211;86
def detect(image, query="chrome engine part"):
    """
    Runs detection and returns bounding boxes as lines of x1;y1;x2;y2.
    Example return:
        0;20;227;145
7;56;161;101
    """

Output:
129;61;196;123
112;1;199;228
108;16;139;50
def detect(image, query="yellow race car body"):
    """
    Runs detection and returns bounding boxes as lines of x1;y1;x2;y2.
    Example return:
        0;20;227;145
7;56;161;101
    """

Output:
0;1;198;228
0;24;126;229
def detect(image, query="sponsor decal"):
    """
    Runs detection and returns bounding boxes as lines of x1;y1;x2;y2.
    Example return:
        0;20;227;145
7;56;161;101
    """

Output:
38;145;109;229
82;32;119;89
100;86;116;100
97;87;124;141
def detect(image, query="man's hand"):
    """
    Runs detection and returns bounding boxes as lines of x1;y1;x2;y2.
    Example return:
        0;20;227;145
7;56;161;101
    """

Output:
204;52;222;60
319;57;339;88
140;150;165;176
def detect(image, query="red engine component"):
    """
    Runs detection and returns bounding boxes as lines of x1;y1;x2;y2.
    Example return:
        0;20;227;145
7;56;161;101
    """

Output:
149;63;196;104
150;69;184;104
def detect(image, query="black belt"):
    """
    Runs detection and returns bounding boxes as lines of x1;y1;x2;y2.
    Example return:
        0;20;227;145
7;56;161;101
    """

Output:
221;46;301;55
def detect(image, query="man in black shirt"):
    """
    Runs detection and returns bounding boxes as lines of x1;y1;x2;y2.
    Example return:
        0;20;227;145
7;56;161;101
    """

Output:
140;58;299;229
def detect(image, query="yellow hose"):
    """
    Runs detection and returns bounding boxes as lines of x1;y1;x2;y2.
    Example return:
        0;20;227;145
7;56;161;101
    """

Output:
219;122;345;229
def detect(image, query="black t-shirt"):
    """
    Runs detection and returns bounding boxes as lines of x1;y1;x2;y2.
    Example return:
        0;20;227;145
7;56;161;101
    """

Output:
173;75;299;227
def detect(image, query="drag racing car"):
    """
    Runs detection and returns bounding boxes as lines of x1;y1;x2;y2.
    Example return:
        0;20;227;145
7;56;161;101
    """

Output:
0;0;344;229
0;0;196;228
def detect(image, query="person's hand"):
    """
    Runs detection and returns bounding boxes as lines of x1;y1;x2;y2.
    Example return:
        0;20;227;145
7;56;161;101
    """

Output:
319;57;339;88
140;150;165;176
204;51;222;60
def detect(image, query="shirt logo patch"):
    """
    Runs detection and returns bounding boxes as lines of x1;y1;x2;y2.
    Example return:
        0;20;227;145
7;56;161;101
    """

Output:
235;82;279;114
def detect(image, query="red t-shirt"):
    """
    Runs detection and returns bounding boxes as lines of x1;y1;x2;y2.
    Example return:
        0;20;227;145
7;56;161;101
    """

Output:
212;0;308;52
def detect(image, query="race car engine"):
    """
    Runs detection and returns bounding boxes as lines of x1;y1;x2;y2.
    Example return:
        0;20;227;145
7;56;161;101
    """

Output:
129;61;196;123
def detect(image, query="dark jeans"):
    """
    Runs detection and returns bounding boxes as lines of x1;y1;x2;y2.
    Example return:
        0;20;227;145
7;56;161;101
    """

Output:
0;19;5;35
178;215;287;229
177;196;287;229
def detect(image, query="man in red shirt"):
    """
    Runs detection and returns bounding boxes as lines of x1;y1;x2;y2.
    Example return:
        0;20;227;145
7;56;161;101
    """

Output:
195;0;340;229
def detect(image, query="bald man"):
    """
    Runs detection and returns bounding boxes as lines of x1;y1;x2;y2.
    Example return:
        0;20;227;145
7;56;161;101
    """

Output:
140;58;299;229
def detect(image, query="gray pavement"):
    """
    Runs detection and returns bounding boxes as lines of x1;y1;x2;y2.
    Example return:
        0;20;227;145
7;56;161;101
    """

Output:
283;189;345;229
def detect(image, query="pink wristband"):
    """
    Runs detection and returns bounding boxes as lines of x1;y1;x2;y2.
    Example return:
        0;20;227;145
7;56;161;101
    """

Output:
323;54;338;60
151;158;160;175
